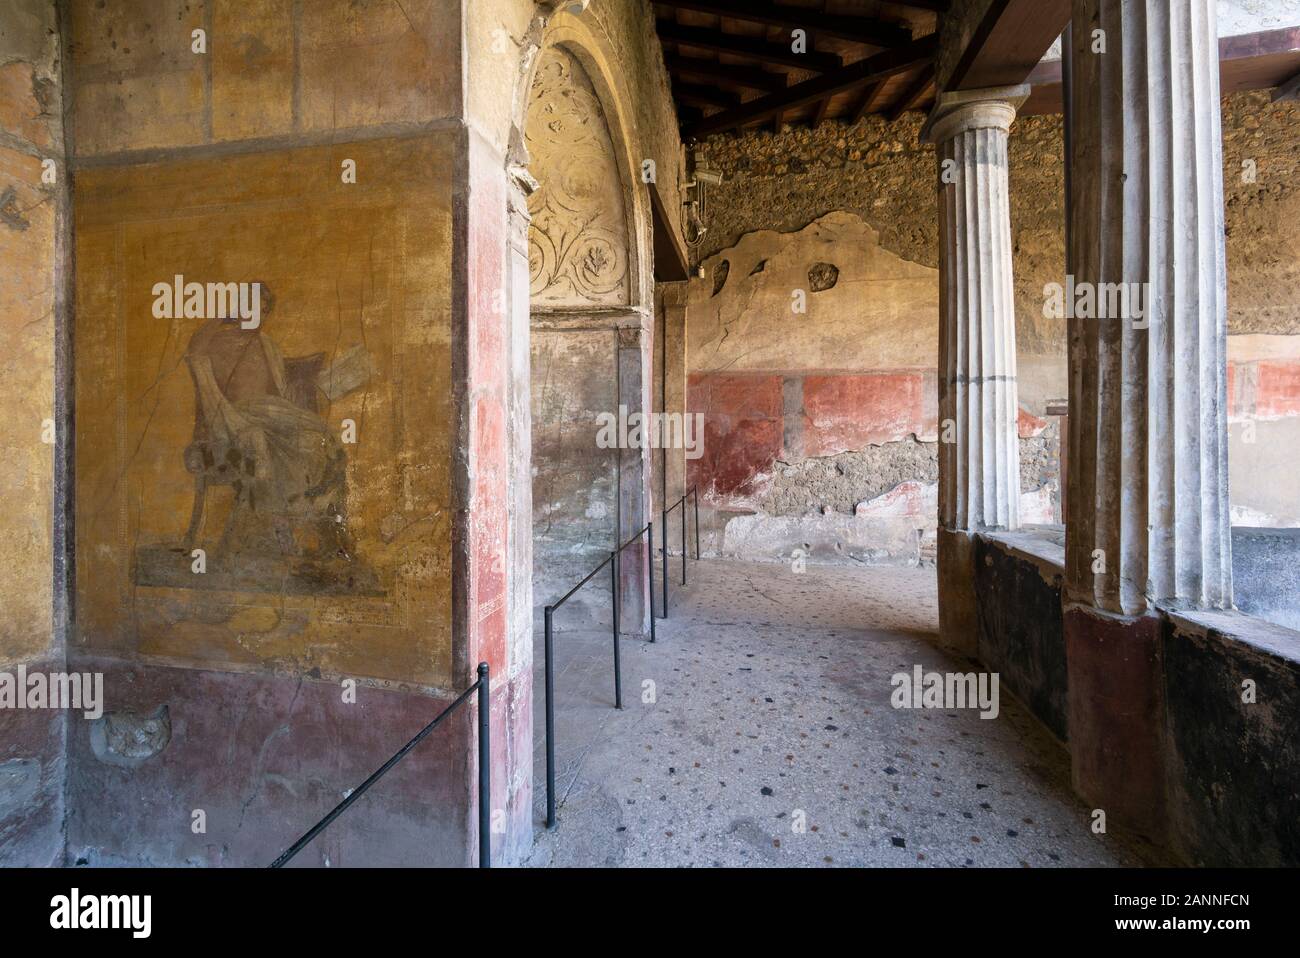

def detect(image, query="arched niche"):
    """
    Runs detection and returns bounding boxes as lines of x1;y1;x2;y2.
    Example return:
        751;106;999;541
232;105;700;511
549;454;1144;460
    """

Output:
514;19;654;632
525;45;631;308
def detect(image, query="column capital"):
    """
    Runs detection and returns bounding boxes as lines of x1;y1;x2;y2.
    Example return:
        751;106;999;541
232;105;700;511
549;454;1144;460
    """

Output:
921;84;1031;145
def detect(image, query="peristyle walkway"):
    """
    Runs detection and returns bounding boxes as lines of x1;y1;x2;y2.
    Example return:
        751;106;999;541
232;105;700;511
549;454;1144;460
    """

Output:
527;558;1157;867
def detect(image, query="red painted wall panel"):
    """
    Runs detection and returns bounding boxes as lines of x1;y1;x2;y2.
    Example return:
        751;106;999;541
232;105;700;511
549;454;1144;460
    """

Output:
688;373;784;496
802;372;929;457
1256;360;1300;419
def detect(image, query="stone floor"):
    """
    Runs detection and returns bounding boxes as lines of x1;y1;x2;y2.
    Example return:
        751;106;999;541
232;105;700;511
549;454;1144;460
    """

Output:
526;558;1161;868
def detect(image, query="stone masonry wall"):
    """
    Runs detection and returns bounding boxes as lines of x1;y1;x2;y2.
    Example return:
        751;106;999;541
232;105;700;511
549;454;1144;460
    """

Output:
687;90;1300;563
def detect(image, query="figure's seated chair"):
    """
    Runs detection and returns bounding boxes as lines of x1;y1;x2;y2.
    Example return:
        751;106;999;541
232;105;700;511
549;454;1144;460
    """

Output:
181;352;326;548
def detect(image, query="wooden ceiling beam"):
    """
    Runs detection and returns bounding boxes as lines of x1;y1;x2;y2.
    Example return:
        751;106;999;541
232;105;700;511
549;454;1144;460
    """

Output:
882;0;951;13
665;54;790;93
685;34;938;138
673;81;743;110
676;104;706;127
851;80;885;123
657;19;843;72
1018;27;1300;115
812;93;834;127
1272;65;1300;101
652;0;912;48
649;181;690;282
885;64;936;121
947;0;1069;91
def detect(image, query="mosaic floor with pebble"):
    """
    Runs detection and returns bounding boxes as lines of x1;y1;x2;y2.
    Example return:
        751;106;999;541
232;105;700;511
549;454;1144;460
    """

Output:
526;558;1165;868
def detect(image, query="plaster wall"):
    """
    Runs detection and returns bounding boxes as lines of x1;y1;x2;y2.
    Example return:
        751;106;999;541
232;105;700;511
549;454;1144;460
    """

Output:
1;0;685;868
66;0;461;157
518;26;662;634
0;0;61;671
73;135;455;685
0;0;68;867
972;531;1300;865
1163;609;1300;866
526;44;627;624
531;326;620;622
59;0;474;866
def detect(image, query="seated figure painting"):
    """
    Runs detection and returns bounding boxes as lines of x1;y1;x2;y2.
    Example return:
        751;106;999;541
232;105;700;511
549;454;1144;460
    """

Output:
133;284;381;597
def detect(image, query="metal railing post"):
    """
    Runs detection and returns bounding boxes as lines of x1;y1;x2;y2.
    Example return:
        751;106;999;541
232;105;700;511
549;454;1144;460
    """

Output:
544;606;556;829
611;549;623;709
477;661;491;869
270;669;487;868
661;508;670;617
647;521;657;640
693;487;700;559
681;497;687;586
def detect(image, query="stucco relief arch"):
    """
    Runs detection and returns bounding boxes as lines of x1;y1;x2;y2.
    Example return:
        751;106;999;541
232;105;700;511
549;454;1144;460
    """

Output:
508;7;654;310
503;5;657;639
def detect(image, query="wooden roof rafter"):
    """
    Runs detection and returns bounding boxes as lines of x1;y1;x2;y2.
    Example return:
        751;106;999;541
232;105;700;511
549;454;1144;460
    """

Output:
657;19;845;73
684;33;940;138
885;63;936;122
653;1;941;136
665;54;791;93
652;0;913;48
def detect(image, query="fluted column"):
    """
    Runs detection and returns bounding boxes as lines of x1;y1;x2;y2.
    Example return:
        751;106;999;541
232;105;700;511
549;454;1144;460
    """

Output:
926;87;1028;536
1066;0;1232;616
922;85;1028;652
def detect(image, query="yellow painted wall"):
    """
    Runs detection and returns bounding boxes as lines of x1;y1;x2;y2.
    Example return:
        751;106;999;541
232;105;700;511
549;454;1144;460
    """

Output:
0;0;61;668
68;0;460;158
73;134;456;686
0;145;56;668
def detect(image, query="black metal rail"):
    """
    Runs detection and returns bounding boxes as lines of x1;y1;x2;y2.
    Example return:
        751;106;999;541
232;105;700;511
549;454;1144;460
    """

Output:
267;489;706;860
661;485;701;615
269;662;493;869
542;487;702;829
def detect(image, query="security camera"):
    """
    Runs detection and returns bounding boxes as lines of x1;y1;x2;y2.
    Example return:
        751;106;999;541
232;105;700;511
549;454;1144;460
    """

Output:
694;169;723;187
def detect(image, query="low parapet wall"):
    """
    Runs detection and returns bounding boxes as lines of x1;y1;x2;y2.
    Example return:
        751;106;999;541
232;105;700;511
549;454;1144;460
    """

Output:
974;527;1300;865
1232;527;1300;632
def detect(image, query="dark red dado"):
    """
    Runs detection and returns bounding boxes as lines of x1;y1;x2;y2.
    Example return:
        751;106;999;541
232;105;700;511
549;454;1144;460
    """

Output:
63;657;474;868
1063;606;1167;841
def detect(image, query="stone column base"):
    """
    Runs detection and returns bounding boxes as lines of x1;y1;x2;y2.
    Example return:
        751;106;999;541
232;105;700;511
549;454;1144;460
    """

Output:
937;528;979;657
1063;603;1167;842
